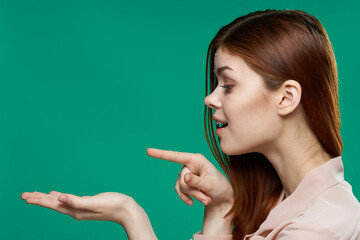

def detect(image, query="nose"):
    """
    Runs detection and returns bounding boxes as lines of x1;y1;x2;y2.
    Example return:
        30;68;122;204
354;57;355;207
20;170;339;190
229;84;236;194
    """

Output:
204;89;221;109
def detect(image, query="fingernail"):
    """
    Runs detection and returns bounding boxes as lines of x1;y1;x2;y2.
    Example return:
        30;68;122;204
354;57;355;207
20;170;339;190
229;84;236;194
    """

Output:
201;199;207;205
59;195;67;203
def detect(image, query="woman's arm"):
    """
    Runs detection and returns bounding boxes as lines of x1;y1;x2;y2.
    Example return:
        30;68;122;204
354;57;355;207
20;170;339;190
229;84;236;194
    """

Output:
21;191;157;240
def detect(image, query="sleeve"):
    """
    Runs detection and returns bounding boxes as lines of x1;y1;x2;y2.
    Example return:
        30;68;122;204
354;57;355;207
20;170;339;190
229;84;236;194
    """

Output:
275;222;338;240
191;231;233;240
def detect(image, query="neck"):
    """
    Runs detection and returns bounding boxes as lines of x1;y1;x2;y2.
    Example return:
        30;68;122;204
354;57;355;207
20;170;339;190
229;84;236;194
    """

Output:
260;118;332;198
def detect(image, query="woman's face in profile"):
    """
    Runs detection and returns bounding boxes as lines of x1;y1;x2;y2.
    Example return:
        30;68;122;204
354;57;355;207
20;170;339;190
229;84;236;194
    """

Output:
204;47;281;155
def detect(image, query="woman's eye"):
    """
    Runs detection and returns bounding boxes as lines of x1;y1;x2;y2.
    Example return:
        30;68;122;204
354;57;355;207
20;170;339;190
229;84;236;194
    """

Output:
220;84;233;93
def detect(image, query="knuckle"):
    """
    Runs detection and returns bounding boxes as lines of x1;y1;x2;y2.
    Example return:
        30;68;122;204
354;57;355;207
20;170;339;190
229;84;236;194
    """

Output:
180;168;190;177
175;186;183;196
180;173;185;180
195;153;204;160
180;182;187;189
126;195;135;204
179;176;185;184
179;175;185;184
71;200;81;209
194;153;203;163
182;166;189;171
71;201;79;209
123;195;136;209
179;184;188;193
196;153;207;161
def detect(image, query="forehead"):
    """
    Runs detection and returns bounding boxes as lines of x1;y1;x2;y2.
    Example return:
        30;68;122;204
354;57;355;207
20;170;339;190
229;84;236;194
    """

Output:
214;47;247;75
213;47;268;92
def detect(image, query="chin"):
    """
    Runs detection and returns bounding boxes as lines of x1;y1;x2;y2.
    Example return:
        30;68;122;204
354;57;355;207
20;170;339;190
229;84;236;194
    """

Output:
220;142;256;156
220;145;241;156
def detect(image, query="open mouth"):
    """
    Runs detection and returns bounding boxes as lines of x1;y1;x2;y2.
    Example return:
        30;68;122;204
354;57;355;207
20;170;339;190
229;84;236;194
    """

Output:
216;123;228;129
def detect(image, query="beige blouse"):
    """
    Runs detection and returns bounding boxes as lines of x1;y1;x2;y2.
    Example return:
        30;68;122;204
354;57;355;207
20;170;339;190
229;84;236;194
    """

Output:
192;156;360;240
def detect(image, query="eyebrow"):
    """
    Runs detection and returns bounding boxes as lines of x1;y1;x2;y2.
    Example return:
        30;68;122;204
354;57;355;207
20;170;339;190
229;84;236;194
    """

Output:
213;66;234;76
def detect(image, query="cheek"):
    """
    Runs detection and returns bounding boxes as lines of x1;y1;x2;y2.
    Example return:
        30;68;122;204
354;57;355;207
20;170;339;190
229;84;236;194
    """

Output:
223;91;278;150
224;93;266;125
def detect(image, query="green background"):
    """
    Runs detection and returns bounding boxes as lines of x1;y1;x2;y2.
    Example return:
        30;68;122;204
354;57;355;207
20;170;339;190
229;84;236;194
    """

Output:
1;0;359;239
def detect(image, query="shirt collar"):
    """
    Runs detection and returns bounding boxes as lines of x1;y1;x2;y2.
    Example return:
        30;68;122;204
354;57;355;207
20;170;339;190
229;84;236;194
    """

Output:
254;155;344;234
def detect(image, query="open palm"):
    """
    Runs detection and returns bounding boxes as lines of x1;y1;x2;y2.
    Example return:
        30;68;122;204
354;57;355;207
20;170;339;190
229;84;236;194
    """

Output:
21;191;135;224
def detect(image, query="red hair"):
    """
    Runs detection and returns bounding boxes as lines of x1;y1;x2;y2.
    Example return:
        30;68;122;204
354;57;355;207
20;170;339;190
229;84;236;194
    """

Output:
204;9;342;239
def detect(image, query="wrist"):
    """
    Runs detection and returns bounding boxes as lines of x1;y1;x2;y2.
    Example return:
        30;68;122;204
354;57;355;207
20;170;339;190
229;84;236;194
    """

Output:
202;201;234;235
116;197;157;240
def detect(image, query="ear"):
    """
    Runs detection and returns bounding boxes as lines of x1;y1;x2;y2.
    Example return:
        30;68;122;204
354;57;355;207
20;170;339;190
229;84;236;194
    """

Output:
276;80;302;116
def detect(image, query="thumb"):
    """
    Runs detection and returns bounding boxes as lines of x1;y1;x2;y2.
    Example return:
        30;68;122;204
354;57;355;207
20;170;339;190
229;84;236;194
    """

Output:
184;172;208;191
58;194;92;210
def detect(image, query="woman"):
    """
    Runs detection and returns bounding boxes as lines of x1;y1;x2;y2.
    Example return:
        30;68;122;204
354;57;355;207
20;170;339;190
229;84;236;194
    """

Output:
21;9;360;240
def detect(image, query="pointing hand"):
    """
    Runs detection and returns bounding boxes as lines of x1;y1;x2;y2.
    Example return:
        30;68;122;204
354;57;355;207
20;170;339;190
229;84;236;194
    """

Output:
146;148;234;208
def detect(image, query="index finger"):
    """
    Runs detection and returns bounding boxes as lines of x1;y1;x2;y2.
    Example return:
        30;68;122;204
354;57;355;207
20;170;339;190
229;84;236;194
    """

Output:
147;148;195;165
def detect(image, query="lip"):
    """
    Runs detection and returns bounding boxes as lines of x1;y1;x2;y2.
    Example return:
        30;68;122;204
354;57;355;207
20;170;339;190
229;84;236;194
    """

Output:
213;115;227;123
215;125;227;136
215;127;227;136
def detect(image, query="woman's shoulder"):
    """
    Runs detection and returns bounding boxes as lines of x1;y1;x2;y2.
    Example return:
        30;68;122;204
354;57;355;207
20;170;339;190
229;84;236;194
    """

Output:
307;179;360;215
299;179;360;239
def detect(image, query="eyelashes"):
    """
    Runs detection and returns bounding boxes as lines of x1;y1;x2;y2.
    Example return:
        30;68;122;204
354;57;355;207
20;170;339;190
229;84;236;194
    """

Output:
219;84;234;93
